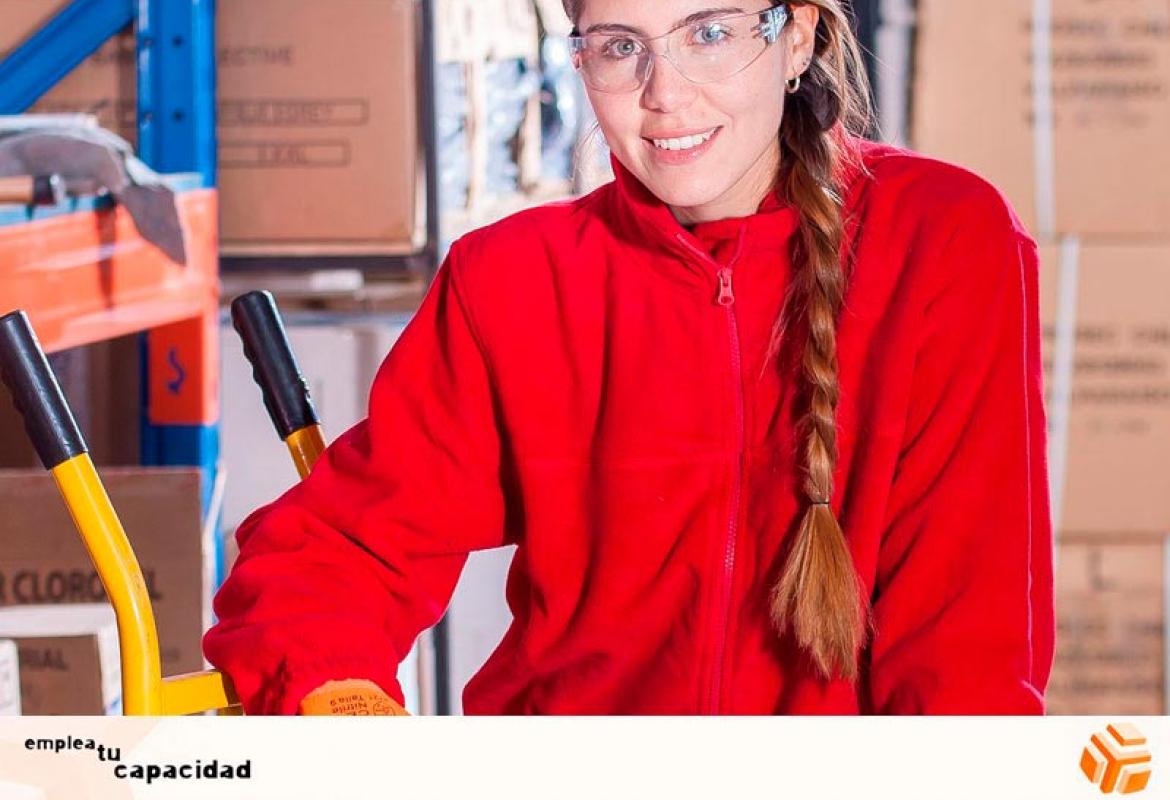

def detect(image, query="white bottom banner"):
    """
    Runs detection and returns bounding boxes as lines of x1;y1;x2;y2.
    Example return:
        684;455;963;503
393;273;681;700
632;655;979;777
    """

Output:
0;716;1165;799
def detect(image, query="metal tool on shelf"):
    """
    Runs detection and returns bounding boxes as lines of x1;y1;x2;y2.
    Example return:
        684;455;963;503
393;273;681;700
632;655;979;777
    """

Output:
0;125;188;264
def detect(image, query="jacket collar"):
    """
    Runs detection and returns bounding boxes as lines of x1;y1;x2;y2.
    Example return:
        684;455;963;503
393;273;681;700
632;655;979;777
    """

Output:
603;131;873;269
607;152;800;267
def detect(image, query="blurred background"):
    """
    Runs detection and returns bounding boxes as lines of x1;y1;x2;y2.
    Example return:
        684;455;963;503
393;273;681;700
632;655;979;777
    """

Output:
0;0;1164;716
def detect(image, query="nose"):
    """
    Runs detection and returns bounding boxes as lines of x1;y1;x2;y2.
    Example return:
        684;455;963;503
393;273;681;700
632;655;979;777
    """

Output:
639;52;697;113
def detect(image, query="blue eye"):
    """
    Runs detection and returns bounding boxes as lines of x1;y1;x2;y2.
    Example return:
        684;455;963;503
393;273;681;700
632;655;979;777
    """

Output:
695;23;730;45
602;37;642;58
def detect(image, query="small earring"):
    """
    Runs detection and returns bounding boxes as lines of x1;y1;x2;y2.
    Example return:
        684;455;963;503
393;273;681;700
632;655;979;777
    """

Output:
785;74;801;94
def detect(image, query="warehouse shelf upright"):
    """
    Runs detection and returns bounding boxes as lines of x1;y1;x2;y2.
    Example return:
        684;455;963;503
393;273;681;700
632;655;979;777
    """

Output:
0;0;221;514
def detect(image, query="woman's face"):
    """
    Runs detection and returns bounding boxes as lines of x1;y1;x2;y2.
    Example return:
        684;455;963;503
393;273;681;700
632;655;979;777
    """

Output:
576;1;819;224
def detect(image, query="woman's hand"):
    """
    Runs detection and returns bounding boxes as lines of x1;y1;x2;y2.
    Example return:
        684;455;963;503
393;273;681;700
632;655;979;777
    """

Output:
298;679;409;716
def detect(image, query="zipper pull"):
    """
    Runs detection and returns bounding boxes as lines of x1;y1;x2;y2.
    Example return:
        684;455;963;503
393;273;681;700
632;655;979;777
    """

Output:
716;268;735;306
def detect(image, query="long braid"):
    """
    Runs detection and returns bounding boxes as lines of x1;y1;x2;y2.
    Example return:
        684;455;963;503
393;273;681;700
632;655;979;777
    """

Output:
770;120;868;682
767;3;875;682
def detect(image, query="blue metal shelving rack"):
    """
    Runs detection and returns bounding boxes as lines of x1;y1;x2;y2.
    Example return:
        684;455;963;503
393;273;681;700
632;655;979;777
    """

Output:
0;0;220;509
0;0;455;713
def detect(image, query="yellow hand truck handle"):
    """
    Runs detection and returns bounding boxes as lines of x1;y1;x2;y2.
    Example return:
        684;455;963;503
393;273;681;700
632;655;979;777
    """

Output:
230;292;410;715
230;291;326;478
0;309;238;715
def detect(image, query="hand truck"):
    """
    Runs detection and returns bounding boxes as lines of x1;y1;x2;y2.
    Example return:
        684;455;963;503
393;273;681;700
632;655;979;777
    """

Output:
0;291;325;715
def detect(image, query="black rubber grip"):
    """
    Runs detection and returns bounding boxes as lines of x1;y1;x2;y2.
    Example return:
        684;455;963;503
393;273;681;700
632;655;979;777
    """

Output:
0;310;87;469
230;291;319;439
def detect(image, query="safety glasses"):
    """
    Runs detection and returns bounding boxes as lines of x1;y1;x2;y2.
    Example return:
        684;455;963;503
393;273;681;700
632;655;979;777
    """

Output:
569;5;790;94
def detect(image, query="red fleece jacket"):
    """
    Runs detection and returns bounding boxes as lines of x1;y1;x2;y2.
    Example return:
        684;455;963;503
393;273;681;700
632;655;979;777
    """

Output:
204;135;1056;715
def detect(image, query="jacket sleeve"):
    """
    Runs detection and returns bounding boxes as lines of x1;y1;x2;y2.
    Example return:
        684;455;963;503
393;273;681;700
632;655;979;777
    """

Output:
864;203;1056;714
203;243;510;714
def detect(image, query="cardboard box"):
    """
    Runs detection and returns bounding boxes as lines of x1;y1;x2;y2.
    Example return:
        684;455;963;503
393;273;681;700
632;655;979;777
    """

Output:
1039;243;1170;536
0;639;22;715
0;468;214;675
913;0;1170;237
217;0;423;255
0;1;424;256
1046;540;1165;715
0;604;121;715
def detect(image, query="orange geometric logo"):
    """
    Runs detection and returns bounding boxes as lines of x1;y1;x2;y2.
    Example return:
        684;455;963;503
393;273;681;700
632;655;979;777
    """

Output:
1081;723;1153;794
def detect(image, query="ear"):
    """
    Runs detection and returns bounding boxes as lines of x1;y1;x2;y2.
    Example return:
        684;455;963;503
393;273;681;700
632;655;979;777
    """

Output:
786;5;821;80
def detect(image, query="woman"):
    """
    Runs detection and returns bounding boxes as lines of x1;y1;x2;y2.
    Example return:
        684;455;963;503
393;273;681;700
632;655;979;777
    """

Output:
205;0;1055;715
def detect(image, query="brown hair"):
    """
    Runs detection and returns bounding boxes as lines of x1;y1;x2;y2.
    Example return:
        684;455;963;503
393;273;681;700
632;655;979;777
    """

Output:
563;0;875;682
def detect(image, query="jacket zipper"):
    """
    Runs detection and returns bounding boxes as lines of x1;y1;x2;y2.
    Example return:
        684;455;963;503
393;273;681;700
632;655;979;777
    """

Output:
676;234;746;715
711;266;743;714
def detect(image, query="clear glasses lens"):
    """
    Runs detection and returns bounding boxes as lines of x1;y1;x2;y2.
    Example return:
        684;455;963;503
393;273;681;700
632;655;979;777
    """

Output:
571;37;652;93
570;8;788;93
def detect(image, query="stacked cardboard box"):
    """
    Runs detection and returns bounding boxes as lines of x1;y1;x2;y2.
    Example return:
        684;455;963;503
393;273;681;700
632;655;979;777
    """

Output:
915;0;1170;714
0;0;423;257
0;468;216;678
914;0;1170;238
1037;244;1170;538
1045;541;1165;714
0;605;121;715
1036;243;1170;714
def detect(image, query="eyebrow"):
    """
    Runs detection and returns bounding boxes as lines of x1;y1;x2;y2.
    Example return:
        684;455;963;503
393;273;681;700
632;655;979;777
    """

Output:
582;7;746;36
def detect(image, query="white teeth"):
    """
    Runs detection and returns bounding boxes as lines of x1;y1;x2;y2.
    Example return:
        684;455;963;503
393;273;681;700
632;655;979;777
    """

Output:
652;129;716;151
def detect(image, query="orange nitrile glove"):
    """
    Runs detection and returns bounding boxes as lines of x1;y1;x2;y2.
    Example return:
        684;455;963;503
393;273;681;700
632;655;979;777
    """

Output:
298;679;410;716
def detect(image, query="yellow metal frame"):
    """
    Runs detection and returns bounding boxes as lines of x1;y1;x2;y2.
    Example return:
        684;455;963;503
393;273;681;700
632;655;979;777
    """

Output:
163;669;241;716
9;294;334;716
49;423;325;715
51;453;241;715
51;454;165;714
285;424;326;480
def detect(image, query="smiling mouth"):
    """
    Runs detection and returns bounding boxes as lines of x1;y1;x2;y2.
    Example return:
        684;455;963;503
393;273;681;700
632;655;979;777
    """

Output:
646;127;720;151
